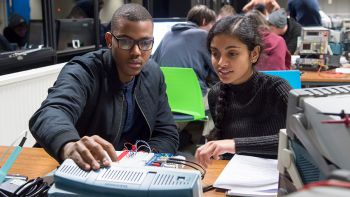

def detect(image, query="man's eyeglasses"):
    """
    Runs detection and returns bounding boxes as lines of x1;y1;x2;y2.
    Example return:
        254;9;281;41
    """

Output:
110;32;154;51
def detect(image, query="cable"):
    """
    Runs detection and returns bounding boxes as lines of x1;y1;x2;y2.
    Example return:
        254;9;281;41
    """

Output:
11;177;50;197
136;145;151;152
303;179;350;190
164;159;206;180
135;140;152;153
167;157;206;176
123;142;133;151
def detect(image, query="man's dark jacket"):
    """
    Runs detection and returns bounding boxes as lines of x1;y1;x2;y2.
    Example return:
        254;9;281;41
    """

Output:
29;49;179;162
283;18;302;55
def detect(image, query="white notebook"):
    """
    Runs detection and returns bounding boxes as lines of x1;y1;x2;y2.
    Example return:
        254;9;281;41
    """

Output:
214;154;278;197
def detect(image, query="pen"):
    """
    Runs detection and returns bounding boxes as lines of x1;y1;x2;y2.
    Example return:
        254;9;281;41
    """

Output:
203;184;215;192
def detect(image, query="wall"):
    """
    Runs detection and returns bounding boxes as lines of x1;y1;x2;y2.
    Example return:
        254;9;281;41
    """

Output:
99;0;123;23
0;63;64;147
29;0;42;20
0;0;6;31
319;0;350;16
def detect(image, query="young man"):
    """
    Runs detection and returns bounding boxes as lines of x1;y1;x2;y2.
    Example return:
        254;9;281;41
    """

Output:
152;4;218;97
29;3;179;171
288;0;321;27
3;14;28;49
217;4;236;21
152;5;218;141
268;8;302;54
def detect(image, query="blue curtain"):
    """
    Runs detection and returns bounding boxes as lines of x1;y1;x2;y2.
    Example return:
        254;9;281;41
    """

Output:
6;0;31;22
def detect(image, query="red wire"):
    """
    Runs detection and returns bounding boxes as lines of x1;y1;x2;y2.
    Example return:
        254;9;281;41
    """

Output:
117;150;129;161
303;180;350;190
317;65;346;79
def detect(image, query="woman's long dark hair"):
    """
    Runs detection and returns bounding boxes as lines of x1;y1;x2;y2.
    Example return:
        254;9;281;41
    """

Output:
206;14;263;141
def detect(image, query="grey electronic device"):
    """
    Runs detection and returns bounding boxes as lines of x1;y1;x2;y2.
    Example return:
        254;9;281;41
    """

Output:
48;159;203;197
278;85;350;194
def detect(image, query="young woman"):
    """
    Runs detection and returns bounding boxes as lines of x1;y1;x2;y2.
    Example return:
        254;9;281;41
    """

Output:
248;10;291;71
195;15;292;168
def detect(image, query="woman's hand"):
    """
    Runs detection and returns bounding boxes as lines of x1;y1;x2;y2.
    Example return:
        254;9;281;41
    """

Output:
195;139;235;168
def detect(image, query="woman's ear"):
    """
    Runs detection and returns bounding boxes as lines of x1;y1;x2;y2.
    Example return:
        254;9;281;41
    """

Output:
105;32;112;48
250;45;261;63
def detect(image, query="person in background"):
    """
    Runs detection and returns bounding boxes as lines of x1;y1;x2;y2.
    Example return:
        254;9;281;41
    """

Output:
29;3;179;171
0;34;13;52
152;4;218;97
152;4;218;148
267;8;302;55
195;14;291;168
217;4;236;21
288;0;321;27
249;10;291;70
3;14;28;49
242;0;280;14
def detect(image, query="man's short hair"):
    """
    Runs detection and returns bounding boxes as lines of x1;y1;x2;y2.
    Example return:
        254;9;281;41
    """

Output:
187;5;216;26
111;3;152;30
218;4;236;17
267;8;287;28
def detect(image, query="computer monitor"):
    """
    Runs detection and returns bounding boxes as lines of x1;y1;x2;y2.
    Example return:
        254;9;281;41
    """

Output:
56;18;94;51
28;20;44;48
152;18;185;54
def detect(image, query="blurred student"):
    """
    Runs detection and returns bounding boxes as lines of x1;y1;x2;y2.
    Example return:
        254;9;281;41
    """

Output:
195;15;291;168
0;34;13;52
249;10;291;70
152;4;218;97
152;5;218;147
30;3;179;171
217;4;236;21
3;14;28;49
267;8;302;55
288;0;321;26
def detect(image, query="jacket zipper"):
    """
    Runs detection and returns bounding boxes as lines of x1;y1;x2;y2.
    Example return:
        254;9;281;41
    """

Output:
135;94;152;139
113;93;124;145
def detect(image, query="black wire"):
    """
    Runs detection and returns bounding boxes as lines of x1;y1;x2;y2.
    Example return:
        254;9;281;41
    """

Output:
165;160;205;180
167;157;206;175
11;177;49;197
0;190;9;197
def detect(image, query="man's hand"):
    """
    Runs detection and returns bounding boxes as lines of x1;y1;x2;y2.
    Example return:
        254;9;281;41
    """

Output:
242;0;280;13
60;135;118;170
195;139;235;168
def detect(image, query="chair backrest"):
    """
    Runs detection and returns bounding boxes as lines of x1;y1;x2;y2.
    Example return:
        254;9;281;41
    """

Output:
262;70;302;89
160;67;206;121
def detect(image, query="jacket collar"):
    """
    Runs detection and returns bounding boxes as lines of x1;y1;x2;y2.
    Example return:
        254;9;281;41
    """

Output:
103;49;141;92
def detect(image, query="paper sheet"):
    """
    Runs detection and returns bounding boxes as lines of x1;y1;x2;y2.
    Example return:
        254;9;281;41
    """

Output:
214;154;279;196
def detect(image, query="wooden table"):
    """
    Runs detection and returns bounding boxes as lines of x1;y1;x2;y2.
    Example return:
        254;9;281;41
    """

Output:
0;146;228;196
301;71;350;87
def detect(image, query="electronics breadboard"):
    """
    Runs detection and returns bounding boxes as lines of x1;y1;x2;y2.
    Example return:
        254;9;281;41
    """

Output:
111;151;177;168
